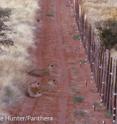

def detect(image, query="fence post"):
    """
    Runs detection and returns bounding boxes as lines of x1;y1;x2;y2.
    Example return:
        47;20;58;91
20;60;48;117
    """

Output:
75;2;117;123
112;60;117;123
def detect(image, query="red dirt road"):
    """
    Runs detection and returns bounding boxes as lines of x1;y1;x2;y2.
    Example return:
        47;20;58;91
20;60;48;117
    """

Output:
9;0;112;124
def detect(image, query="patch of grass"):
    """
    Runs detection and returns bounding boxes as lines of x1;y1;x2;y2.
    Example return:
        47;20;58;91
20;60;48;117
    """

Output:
73;96;85;104
105;111;112;118
73;34;80;40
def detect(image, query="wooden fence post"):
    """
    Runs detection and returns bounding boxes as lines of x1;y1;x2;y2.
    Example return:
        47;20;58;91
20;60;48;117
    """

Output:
75;2;117;123
112;60;117;123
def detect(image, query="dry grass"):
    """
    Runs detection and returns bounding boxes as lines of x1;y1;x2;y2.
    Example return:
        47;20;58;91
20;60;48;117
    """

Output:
79;0;117;55
0;84;24;108
0;0;39;116
80;0;117;28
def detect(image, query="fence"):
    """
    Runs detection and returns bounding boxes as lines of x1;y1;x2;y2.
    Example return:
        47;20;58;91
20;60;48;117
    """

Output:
75;0;117;123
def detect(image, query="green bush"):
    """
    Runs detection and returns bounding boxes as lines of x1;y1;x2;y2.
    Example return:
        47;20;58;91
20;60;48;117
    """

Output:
73;96;85;104
73;34;80;40
97;20;117;49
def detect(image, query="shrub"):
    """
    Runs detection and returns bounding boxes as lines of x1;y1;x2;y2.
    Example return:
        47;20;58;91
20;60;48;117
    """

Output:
0;8;11;37
73;96;85;104
96;20;117;49
0;8;11;18
73;34;80;40
0;84;23;108
0;0;39;113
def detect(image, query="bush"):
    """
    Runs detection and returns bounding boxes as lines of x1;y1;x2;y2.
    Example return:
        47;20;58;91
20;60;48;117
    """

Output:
0;8;11;31
0;85;23;108
96;20;117;49
0;0;39;113
73;96;85;104
0;8;11;18
73;34;80;40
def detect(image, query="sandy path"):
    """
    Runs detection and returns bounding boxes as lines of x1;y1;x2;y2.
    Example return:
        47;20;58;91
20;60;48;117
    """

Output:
8;0;112;124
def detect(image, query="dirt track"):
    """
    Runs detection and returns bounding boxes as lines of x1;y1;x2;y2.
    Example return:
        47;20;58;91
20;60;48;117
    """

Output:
8;0;112;124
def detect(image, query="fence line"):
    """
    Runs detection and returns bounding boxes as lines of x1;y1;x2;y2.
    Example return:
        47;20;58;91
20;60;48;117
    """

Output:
75;0;117;123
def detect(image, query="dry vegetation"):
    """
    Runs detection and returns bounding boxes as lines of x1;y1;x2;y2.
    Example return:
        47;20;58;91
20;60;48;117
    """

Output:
80;0;117;27
0;0;39;119
79;0;117;55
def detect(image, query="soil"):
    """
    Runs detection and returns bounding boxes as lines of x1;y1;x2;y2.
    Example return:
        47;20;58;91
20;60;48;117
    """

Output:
8;0;112;124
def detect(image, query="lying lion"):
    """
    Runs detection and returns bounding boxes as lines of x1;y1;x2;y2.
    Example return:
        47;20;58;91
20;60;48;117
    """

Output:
27;79;57;98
